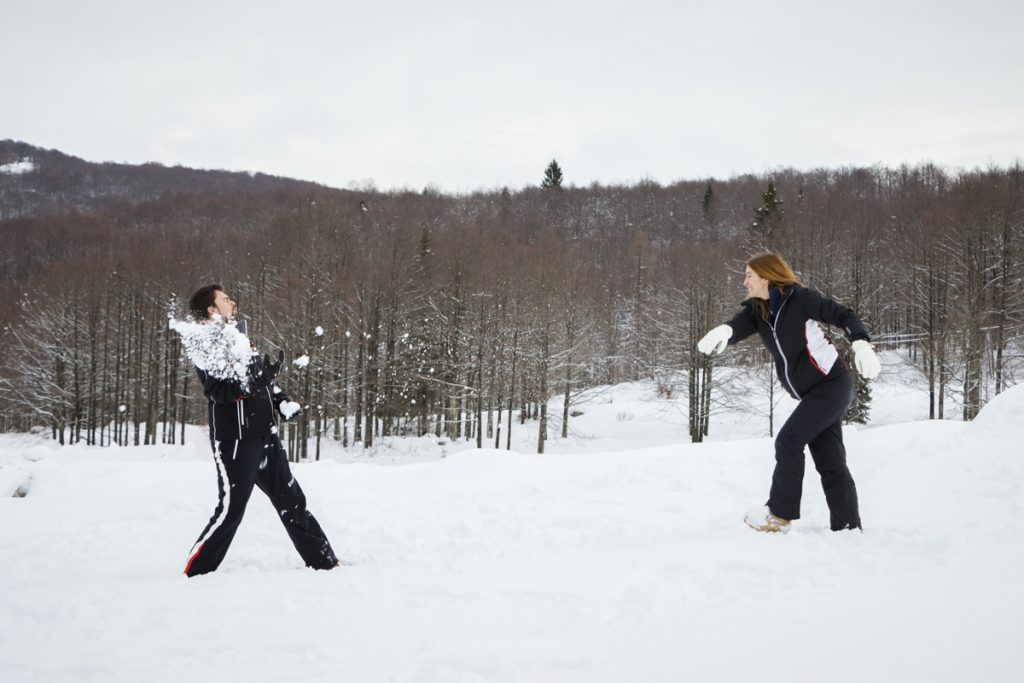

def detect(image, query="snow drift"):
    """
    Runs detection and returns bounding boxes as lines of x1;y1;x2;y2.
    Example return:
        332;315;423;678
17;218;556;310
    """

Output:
1;382;1022;682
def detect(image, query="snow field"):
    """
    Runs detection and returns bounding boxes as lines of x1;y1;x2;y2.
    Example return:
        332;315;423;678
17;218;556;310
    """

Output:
1;377;1022;682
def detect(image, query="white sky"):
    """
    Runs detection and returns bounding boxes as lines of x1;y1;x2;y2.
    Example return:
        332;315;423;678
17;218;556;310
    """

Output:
4;0;1022;192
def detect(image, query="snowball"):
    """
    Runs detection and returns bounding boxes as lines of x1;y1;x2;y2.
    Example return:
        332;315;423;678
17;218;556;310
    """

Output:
314;326;324;337
293;355;310;368
279;401;301;419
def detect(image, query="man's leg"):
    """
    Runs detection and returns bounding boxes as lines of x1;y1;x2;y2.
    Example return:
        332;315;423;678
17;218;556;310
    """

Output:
255;435;338;569
184;439;261;577
768;375;853;522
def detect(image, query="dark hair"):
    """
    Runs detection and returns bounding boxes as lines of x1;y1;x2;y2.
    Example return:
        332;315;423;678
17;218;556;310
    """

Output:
189;284;223;320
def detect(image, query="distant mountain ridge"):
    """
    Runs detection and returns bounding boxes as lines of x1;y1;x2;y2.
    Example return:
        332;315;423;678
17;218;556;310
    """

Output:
0;140;330;219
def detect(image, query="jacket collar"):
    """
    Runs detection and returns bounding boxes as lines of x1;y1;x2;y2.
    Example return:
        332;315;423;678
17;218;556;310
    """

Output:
742;284;797;309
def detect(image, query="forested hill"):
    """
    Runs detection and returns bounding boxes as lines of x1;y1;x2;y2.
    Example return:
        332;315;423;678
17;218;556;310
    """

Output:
0;139;331;219
1;143;1020;451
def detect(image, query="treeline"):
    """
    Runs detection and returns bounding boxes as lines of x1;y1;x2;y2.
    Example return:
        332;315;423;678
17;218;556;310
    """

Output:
1;158;1022;456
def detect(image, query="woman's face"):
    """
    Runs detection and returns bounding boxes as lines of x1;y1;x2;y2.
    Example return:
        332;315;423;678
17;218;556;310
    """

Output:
744;267;770;300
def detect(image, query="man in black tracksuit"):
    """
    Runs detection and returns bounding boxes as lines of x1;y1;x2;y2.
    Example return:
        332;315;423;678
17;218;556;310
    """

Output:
183;285;338;576
699;254;881;532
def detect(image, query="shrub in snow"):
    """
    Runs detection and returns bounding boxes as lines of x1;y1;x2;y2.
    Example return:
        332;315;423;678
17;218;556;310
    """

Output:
847;374;872;425
170;315;257;389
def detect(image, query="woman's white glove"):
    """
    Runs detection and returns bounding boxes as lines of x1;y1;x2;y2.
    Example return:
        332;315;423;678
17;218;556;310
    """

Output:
851;340;881;380
697;325;733;355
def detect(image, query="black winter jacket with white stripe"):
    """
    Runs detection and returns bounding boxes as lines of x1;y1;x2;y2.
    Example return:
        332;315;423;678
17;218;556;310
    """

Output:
725;285;871;400
196;367;291;443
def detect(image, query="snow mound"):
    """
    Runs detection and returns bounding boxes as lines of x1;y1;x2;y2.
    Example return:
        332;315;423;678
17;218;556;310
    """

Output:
965;384;1024;437
1;460;75;498
1;374;1023;682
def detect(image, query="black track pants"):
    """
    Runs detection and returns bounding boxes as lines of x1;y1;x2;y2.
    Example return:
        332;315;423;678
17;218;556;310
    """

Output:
768;373;862;530
184;433;338;576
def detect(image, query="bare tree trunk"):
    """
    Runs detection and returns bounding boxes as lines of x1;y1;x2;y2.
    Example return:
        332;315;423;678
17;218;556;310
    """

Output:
506;324;518;451
354;328;364;443
537;319;550;454
180;372;188;446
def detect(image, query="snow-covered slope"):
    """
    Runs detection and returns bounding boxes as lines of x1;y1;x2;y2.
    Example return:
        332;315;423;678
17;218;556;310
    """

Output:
1;384;1022;682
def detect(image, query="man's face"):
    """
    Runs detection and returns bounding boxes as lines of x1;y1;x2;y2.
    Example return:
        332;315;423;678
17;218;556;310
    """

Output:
208;289;238;321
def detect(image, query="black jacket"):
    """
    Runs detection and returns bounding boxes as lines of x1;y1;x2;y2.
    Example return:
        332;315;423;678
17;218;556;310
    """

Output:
726;285;870;399
197;367;292;443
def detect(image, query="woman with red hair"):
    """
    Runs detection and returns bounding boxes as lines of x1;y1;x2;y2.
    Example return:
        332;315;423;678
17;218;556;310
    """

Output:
698;253;880;533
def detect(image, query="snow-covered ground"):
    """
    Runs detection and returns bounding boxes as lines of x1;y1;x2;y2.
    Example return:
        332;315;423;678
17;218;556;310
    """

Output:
293;350;967;465
0;158;36;174
1;362;1022;682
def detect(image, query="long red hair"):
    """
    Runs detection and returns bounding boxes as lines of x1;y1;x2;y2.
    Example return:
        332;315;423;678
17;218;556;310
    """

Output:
747;252;801;319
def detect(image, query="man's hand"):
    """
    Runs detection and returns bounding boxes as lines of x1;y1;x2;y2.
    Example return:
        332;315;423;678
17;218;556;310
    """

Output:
249;350;285;390
264;350;284;380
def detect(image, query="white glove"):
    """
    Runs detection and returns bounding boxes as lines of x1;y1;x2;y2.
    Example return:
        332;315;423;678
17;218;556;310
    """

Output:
279;400;302;420
851;340;881;380
697;325;732;355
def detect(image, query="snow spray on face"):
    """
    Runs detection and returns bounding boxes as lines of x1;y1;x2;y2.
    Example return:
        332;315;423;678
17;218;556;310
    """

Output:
170;314;258;388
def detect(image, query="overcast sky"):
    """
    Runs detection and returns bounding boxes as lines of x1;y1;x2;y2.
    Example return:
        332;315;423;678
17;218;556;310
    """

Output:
4;0;1022;191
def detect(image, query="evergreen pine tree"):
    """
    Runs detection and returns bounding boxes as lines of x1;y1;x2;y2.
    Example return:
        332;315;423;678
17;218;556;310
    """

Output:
541;159;564;190
847;372;872;425
701;181;716;236
751;181;785;250
701;182;715;221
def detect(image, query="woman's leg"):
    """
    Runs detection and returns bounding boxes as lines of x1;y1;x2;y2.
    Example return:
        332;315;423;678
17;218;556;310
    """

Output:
807;418;861;530
769;374;853;522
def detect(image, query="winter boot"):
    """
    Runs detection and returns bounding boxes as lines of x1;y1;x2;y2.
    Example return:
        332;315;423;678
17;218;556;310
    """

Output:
744;506;791;533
